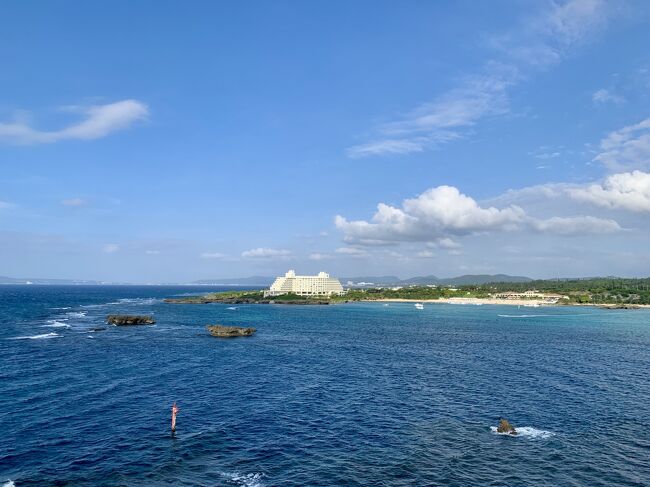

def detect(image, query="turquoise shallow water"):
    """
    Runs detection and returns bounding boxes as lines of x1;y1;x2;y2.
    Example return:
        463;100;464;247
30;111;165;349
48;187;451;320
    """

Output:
1;285;649;486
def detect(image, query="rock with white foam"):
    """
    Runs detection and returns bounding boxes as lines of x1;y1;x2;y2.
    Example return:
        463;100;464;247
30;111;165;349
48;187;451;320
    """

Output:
496;418;517;435
107;315;155;326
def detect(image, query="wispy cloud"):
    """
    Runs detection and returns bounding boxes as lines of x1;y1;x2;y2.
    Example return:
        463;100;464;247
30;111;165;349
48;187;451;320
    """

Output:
200;252;226;259
347;68;513;157
0;99;149;145
347;0;615;157
308;252;333;261
0;201;15;210
61;198;86;207
102;243;120;254
416;250;435;258
335;247;369;258
529;215;621;235
145;250;161;255
241;247;292;259
594;118;650;170
592;88;625;104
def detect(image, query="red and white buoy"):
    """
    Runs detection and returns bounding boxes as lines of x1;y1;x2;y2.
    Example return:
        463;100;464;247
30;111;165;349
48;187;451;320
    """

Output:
171;402;180;432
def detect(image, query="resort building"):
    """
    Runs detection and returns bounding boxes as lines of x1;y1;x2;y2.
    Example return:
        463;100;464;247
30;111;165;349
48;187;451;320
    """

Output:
265;270;344;297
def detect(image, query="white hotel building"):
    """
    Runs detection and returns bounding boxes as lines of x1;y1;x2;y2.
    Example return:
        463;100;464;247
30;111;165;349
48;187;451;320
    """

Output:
265;270;344;297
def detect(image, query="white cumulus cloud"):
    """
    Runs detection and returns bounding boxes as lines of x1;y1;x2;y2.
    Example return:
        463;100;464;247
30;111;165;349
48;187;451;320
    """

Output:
568;170;650;212
336;185;525;244
0;99;149;145
336;182;624;245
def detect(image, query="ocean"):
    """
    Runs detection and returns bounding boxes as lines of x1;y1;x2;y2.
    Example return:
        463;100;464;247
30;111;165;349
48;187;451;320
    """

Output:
1;285;649;486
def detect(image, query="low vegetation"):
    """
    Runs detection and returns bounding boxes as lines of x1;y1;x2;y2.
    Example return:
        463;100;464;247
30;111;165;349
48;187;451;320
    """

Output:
165;278;650;305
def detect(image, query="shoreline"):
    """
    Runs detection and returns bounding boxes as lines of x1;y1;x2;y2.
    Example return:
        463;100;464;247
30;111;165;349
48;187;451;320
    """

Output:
364;298;650;308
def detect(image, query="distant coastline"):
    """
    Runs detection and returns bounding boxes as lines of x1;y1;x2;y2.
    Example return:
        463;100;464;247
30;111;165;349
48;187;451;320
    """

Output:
369;297;650;308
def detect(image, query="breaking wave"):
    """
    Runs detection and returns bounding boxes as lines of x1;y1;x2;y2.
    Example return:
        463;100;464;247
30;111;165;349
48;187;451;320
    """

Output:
114;298;160;305
42;320;70;328
8;332;60;340
498;314;546;318
490;426;554;439
221;471;265;487
66;311;88;318
3;480;16;487
81;297;161;308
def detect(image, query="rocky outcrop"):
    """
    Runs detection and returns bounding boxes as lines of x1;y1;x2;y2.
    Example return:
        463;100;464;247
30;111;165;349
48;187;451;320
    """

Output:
165;296;330;305
107;315;155;326
599;304;641;309
206;325;256;338
165;297;263;304
496;418;517;435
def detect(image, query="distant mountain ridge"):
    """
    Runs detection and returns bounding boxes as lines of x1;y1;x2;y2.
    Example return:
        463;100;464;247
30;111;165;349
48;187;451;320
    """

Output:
0;276;101;285
192;276;275;286
192;274;533;287
341;274;533;286
0;273;532;286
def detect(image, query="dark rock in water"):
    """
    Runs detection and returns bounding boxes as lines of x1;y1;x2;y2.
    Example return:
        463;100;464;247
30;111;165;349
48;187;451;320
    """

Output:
206;324;256;338
599;304;640;309
90;327;107;332
496;418;517;435
107;315;155;326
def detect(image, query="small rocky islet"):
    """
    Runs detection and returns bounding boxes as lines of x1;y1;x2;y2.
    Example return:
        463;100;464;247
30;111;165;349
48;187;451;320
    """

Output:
107;314;156;326
206;324;256;338
105;314;255;338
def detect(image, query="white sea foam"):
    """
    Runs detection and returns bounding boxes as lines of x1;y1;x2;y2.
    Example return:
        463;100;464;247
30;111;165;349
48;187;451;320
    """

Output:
42;320;70;328
490;426;554;439
497;314;545;318
66;311;87;318
227;307;238;310
221;472;264;487
9;332;60;340
3;480;16;487
117;298;160;305
50;307;71;310
84;297;161;307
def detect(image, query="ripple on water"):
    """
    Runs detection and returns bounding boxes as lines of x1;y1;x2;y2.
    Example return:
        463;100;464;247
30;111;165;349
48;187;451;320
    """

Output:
2;287;650;486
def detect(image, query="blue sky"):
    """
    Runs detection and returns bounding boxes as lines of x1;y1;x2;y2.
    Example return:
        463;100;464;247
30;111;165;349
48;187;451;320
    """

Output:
2;0;650;282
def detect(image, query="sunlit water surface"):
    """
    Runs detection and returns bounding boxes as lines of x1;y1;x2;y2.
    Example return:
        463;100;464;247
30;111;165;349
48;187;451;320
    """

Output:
1;285;649;486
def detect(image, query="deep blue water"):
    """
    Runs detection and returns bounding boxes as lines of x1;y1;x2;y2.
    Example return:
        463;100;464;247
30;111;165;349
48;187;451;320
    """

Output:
1;285;649;486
